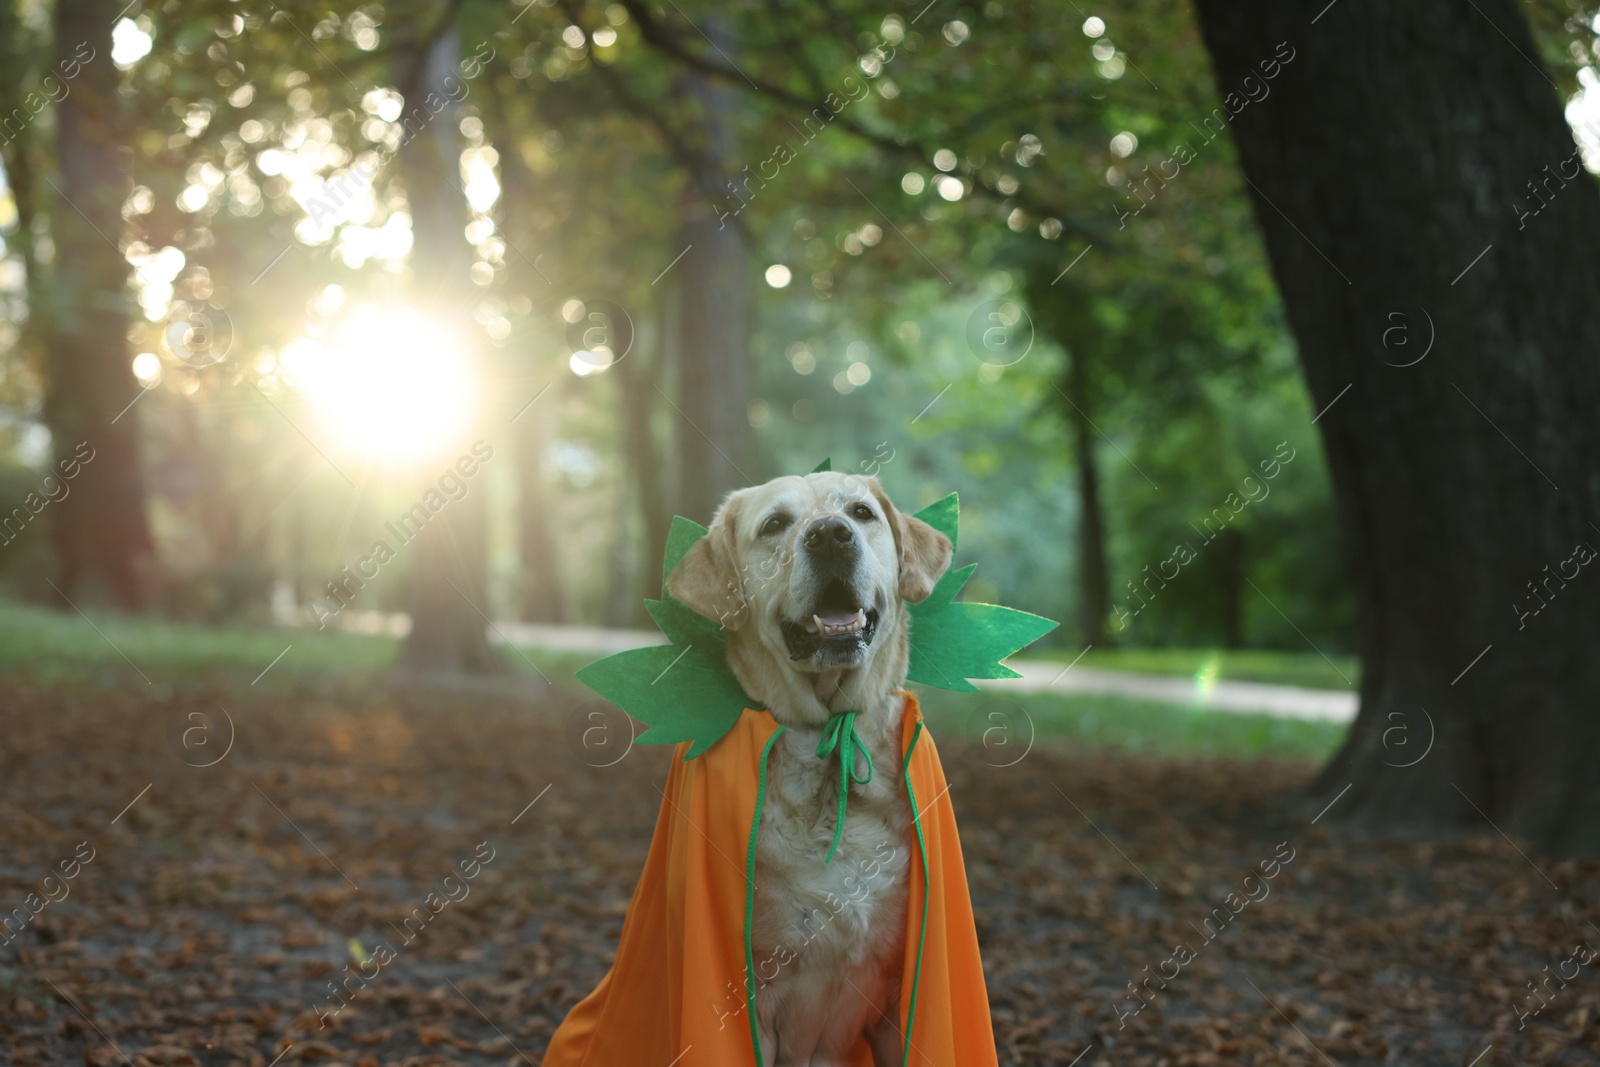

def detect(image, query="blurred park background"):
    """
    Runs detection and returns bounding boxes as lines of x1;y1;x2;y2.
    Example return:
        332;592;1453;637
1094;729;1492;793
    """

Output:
0;0;1593;659
6;0;1600;1063
0;0;1374;659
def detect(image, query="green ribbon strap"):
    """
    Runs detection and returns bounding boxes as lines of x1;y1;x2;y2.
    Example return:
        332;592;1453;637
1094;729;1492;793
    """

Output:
816;710;874;864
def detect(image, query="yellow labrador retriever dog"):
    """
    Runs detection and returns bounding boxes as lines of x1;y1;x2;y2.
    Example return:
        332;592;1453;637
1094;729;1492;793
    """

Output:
666;471;952;1067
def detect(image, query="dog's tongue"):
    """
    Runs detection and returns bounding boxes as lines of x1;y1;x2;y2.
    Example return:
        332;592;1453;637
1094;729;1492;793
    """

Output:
816;611;859;626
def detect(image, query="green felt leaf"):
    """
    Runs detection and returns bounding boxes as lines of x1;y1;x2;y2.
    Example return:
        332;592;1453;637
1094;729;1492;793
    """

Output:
812;458;832;472
581;513;753;759
906;496;1058;691
575;641;751;759
907;567;1059;690
913;493;960;553
645;596;726;647
661;515;709;586
577;482;1059;758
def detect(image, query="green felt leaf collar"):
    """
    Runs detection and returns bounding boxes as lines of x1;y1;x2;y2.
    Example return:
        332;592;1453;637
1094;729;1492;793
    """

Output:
575;473;1059;759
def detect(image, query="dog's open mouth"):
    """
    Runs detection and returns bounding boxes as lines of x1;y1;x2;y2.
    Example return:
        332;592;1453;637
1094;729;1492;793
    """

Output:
780;580;881;662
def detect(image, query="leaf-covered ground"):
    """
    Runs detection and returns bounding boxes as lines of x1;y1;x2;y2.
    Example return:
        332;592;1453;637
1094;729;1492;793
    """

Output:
2;674;1597;1067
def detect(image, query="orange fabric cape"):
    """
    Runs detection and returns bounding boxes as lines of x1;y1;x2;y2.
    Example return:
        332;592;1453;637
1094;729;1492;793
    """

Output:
540;691;998;1066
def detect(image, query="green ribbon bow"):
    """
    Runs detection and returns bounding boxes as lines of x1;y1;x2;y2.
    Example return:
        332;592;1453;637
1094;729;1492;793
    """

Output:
816;710;874;864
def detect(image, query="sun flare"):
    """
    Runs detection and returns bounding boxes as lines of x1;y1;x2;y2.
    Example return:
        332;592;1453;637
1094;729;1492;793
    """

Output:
284;304;477;465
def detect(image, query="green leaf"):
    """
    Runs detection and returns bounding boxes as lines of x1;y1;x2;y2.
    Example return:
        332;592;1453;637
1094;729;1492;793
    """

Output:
645;597;724;647
812;458;833;472
577;489;1058;758
912;493;960;553
575;641;753;759
661;515;709;586
906;497;1058;691
581;513;754;759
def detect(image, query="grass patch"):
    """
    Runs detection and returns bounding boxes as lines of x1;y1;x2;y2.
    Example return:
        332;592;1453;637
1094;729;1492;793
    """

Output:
0;597;581;688
0;597;1347;761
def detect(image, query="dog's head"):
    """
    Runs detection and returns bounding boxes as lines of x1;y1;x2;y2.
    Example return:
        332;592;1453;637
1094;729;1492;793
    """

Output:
666;472;951;723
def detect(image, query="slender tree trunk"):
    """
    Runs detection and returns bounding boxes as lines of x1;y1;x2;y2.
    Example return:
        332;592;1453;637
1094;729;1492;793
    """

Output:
1216;528;1245;650
601;489;634;628
488;94;565;624
44;0;154;609
1065;356;1110;648
513;409;563;623
671;16;750;522
1194;0;1600;852
614;303;670;607
289;495;310;609
394;16;501;674
1027;268;1114;649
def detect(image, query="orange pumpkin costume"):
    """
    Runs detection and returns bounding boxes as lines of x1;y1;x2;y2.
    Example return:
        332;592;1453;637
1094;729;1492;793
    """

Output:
539;691;999;1066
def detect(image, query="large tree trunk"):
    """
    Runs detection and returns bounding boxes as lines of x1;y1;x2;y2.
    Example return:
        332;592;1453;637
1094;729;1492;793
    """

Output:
670;16;750;522
44;0;154;609
394;16;501;675
1193;0;1600;852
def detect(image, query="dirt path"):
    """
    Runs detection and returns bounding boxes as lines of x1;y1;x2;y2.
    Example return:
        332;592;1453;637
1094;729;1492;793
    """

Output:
984;660;1356;722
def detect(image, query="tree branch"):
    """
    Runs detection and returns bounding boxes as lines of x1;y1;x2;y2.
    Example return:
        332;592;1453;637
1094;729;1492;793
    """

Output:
559;0;752;240
613;0;1103;243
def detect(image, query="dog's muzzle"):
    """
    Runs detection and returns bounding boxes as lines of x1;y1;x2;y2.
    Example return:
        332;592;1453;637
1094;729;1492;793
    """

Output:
780;517;881;663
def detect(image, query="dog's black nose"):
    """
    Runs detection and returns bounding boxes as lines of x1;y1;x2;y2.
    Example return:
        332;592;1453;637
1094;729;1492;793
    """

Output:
803;516;856;555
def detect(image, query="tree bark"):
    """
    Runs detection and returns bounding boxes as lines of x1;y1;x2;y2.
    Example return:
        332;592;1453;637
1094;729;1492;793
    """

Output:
43;0;154;609
488;92;566;624
1064;355;1111;649
614;299;671;609
1193;0;1600;852
670;16;751;522
1025;267;1115;649
394;15;501;675
512;408;563;624
1216;528;1245;650
600;487;635;629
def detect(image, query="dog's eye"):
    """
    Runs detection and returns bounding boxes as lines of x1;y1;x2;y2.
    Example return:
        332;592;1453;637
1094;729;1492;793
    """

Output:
850;502;876;522
760;513;791;537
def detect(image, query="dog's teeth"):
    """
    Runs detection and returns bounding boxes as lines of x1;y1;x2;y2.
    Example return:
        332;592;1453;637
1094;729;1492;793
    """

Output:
806;609;870;637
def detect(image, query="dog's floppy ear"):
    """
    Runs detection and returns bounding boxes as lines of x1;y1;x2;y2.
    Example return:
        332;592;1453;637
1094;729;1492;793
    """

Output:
665;492;749;630
868;478;952;604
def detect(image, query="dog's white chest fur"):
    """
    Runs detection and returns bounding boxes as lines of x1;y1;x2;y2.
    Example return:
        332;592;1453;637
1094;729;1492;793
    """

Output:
749;706;912;1065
